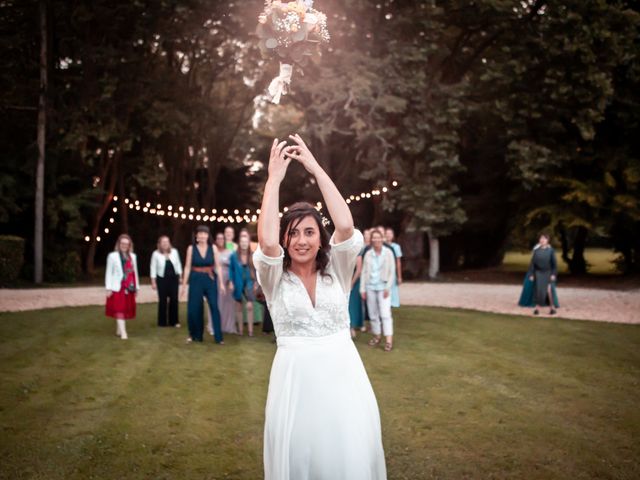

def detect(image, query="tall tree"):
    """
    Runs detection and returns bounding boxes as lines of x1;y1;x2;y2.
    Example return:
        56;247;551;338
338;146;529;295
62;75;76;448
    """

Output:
34;0;47;283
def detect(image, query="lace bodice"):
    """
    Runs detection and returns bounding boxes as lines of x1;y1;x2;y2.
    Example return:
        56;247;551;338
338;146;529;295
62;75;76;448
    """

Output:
253;230;363;337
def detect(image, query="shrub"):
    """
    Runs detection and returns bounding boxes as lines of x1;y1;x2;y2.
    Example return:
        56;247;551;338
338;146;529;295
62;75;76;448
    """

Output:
44;250;82;283
0;236;25;286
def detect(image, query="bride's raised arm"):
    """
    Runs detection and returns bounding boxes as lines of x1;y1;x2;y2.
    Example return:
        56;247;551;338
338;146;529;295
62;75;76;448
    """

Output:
284;134;354;243
257;139;290;257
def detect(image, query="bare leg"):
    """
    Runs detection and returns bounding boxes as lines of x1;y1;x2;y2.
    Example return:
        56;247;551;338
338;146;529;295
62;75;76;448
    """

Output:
247;301;254;337
236;301;244;336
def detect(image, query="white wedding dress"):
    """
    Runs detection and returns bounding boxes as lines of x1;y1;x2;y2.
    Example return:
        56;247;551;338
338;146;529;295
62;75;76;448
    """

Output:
254;229;387;480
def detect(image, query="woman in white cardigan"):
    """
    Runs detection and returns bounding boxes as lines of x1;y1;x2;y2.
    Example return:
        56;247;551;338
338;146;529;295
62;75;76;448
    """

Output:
150;236;183;327
360;229;395;351
105;234;140;340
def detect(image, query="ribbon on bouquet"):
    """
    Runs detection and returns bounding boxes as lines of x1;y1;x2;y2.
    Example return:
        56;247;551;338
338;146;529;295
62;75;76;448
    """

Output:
266;62;293;104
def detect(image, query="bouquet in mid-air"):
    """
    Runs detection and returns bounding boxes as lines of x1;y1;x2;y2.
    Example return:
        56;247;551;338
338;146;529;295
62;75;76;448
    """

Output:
256;0;330;103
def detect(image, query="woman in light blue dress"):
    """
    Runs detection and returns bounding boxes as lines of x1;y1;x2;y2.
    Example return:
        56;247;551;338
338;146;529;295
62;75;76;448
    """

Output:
385;228;403;308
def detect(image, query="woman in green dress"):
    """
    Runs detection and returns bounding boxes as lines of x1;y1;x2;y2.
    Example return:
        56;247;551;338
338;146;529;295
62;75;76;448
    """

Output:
518;233;560;315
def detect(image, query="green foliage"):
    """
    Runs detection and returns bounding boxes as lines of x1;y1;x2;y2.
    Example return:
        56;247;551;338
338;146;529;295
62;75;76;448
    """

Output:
0;0;266;277
1;0;639;275
0;235;25;285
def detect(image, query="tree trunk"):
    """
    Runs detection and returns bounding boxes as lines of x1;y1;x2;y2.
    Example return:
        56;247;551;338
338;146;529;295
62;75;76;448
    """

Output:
569;226;588;275
34;0;48;284
85;156;119;276
559;224;570;266
559;224;588;275
428;232;440;279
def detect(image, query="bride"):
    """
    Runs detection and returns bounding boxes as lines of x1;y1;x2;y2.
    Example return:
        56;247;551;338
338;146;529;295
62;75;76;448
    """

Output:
253;134;387;480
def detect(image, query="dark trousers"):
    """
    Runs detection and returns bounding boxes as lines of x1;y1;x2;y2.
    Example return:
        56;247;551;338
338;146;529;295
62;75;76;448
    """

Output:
259;300;274;334
157;275;179;326
187;272;222;343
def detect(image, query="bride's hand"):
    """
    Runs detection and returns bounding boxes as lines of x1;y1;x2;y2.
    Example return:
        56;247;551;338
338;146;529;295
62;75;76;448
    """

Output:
268;138;291;183
284;134;321;176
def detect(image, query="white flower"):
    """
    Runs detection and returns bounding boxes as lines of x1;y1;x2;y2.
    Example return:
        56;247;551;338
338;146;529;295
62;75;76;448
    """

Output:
304;13;318;25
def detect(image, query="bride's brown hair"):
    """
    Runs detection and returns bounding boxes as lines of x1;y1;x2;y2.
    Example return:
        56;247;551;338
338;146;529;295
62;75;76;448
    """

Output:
280;202;331;276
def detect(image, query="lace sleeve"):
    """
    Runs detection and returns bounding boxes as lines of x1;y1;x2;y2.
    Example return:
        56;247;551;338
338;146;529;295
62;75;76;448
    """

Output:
253;245;285;303
329;229;364;295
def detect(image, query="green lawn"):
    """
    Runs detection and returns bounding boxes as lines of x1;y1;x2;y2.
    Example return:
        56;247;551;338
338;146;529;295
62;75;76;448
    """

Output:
1;305;639;479
502;248;619;275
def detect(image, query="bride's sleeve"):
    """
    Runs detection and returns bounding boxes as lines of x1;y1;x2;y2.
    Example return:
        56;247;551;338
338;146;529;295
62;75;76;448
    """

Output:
329;229;364;295
253;245;285;302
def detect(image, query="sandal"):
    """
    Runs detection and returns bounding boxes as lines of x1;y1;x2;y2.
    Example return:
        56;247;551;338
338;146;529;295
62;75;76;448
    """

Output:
384;342;393;352
368;337;381;347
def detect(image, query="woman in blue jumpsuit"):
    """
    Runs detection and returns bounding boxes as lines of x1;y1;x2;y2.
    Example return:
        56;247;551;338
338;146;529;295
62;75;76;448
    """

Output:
181;225;225;343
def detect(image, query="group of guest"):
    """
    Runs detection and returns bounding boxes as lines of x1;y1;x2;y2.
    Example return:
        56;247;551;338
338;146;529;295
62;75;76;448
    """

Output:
104;226;273;343
104;224;561;345
349;226;403;352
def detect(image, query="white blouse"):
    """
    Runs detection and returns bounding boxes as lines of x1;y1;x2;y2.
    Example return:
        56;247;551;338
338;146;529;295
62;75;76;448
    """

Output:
253;229;363;338
150;248;183;279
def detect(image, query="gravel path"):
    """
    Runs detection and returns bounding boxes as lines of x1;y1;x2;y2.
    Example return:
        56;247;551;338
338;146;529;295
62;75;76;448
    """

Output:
0;283;638;324
400;283;640;324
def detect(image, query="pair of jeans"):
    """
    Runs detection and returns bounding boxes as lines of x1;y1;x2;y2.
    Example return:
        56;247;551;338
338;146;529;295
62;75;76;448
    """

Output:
366;289;393;336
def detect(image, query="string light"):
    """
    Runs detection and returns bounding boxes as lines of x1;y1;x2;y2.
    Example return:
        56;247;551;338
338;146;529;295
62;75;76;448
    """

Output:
81;182;400;240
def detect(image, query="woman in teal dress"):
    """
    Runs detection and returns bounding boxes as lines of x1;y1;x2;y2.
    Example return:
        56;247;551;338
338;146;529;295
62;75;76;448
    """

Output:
181;225;225;344
348;248;365;338
518;233;560;315
229;231;257;336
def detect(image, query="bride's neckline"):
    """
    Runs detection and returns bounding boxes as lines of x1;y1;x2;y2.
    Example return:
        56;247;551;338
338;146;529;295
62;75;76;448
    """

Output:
287;269;319;309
